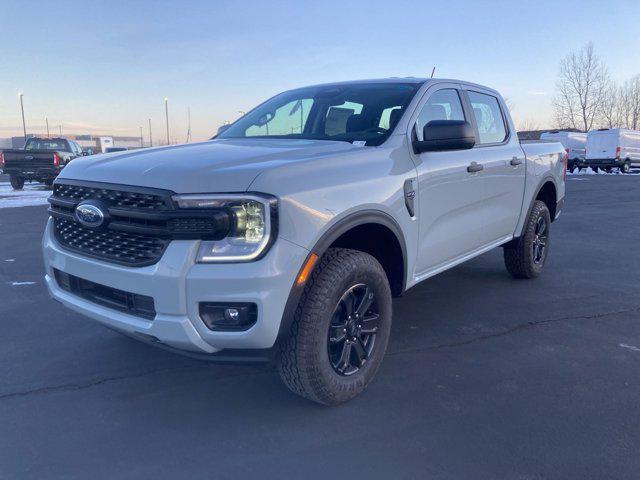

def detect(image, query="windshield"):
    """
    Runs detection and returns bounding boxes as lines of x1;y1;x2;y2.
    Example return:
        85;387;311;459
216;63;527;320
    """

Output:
216;82;421;146
25;139;69;151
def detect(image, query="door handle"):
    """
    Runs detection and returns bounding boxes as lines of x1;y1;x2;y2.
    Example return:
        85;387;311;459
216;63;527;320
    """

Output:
467;162;484;173
510;157;523;166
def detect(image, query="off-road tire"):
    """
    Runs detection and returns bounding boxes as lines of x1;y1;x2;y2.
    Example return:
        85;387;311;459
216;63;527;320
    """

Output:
277;248;392;405
10;176;25;190
504;200;551;279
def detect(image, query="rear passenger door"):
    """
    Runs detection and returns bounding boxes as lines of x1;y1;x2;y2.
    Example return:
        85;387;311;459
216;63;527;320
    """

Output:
462;89;525;243
409;85;488;276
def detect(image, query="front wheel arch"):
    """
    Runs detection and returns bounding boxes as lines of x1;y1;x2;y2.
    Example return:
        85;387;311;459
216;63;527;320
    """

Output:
276;210;407;342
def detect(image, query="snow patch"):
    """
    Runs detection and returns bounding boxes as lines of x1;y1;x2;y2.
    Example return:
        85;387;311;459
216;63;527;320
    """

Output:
0;183;51;208
620;343;640;352
7;281;37;286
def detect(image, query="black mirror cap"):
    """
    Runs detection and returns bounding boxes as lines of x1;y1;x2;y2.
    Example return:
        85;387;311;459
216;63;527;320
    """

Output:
413;120;476;153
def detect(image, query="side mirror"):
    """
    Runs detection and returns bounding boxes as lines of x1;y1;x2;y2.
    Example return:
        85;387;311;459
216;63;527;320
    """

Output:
413;120;476;153
217;124;231;135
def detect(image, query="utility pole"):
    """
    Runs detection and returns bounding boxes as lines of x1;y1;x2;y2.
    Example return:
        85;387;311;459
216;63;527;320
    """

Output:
186;107;192;143
139;126;143;147
45;116;50;138
18;93;26;138
164;98;170;145
59;125;62;136
148;118;153;147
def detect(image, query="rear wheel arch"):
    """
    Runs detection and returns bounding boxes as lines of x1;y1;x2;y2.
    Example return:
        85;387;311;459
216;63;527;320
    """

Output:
535;180;557;221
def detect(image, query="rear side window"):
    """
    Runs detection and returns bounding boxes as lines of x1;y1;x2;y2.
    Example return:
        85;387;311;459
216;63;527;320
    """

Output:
467;91;508;144
415;89;465;141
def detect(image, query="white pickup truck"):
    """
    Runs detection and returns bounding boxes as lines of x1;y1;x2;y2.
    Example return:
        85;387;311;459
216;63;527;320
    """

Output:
43;78;566;404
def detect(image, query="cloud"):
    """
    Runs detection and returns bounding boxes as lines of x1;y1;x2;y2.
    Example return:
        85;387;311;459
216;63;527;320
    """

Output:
526;91;547;96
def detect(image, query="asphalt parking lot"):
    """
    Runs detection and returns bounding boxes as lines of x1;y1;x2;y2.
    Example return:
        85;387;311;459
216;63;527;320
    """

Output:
1;175;639;479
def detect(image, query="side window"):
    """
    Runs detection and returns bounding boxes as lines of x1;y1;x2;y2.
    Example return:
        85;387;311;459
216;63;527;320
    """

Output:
246;99;313;136
415;89;465;141
467;91;508;144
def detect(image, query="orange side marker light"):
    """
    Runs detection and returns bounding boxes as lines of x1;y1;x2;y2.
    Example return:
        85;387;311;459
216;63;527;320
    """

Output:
296;253;319;286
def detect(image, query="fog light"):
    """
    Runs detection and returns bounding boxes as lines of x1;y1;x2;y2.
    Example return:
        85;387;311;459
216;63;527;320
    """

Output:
199;302;257;331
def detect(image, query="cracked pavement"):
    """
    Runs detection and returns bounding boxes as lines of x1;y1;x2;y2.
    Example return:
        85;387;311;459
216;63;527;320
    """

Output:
1;175;640;479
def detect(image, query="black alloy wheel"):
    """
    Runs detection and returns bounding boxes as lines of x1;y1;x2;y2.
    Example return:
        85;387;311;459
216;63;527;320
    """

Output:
328;283;379;376
531;216;548;265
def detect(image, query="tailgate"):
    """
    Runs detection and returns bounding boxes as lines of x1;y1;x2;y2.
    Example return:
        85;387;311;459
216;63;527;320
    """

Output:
3;150;56;170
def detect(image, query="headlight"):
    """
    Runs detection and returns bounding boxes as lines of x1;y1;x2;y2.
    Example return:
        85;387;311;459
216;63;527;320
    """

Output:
172;193;277;262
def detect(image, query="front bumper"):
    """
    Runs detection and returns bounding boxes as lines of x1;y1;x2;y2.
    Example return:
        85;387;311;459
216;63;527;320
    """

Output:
43;219;308;354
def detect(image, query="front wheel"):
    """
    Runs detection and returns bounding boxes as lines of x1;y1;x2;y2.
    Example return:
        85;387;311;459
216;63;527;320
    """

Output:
277;248;392;405
10;176;25;190
503;200;551;279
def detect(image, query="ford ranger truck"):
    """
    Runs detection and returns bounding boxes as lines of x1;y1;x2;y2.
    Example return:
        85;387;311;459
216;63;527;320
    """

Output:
43;78;566;405
2;137;85;189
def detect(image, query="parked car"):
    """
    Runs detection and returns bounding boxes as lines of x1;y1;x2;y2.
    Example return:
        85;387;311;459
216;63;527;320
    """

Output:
585;128;640;173
43;78;566;404
540;130;586;172
105;146;129;153
1;137;85;189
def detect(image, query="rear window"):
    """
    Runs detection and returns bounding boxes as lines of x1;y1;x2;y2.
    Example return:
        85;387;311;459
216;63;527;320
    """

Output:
25;139;69;151
468;91;508;144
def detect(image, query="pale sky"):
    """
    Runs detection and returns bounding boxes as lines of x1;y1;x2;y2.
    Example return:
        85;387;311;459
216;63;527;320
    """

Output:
1;0;639;142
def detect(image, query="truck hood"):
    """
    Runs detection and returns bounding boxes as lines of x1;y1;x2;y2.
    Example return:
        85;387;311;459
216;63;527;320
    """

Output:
59;138;363;193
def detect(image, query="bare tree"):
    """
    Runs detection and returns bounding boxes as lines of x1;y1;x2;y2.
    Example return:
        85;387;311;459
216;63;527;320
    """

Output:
517;119;539;132
553;43;609;132
619;75;640;130
599;83;622;128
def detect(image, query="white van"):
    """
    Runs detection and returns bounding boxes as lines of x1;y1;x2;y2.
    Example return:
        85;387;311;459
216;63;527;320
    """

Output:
540;131;587;172
585;128;640;173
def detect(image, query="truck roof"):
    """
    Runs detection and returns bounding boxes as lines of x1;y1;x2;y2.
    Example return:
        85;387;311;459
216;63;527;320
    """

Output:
291;77;503;98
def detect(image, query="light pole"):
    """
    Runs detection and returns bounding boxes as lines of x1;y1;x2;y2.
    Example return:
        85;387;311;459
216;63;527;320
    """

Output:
139;126;143;148
59;125;62;136
18;93;26;138
45;116;50;138
164;98;170;145
148;118;153;147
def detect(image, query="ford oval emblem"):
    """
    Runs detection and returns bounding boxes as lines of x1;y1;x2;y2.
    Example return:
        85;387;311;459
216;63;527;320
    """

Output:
75;203;105;228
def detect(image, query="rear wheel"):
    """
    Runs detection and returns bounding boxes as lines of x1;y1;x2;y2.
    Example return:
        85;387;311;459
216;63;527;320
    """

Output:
592;166;599;173
504;200;551;279
277;248;392;405
621;161;631;174
10;176;25;190
570;162;578;173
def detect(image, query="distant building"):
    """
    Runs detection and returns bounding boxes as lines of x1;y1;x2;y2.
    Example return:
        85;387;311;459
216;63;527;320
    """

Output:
70;134;144;151
1;134;145;152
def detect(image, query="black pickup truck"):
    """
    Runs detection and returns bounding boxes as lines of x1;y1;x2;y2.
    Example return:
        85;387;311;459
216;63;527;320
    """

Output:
0;137;85;190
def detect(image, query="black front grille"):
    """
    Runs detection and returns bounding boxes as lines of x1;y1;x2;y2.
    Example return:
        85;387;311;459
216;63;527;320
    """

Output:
53;183;169;210
48;180;231;267
54;217;170;265
54;269;156;320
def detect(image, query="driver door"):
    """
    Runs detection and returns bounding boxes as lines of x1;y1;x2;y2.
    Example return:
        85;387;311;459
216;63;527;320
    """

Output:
409;85;488;277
